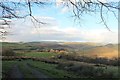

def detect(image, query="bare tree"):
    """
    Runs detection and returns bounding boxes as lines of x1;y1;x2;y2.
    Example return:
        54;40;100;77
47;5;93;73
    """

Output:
0;0;119;39
63;0;119;31
0;0;47;40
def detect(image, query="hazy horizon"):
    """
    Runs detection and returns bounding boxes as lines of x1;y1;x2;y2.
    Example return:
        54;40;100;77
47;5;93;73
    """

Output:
1;40;118;45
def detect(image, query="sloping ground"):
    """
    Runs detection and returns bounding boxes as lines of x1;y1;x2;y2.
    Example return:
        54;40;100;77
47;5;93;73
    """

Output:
62;43;118;59
2;42;118;59
62;42;99;50
81;45;118;59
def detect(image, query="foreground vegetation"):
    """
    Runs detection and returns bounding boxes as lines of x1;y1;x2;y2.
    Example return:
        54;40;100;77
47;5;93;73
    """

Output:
2;42;119;79
2;57;119;79
2;60;80;78
2;61;17;78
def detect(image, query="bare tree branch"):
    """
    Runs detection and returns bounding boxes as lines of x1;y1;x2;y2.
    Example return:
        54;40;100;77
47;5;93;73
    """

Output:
100;4;111;31
0;0;119;39
65;0;119;31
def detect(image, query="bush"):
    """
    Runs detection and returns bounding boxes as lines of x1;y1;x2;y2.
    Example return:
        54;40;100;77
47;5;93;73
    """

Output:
57;62;74;70
2;48;15;56
56;61;116;78
59;53;119;66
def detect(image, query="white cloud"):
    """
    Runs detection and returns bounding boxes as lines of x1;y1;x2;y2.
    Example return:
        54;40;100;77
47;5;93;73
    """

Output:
60;28;118;43
3;15;118;43
80;30;118;43
6;23;117;43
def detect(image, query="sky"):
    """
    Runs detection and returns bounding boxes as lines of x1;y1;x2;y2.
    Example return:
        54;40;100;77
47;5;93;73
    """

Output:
1;0;118;43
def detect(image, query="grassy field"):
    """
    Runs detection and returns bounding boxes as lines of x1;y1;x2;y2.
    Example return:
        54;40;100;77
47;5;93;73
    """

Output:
102;66;119;78
2;60;80;78
27;60;80;78
18;61;35;78
16;52;58;58
2;60;119;79
2;61;17;78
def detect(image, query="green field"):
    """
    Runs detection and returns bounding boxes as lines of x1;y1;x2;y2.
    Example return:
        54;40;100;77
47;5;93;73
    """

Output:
2;61;17;78
2;60;80;78
16;52;58;58
2;58;119;79
27;60;80;78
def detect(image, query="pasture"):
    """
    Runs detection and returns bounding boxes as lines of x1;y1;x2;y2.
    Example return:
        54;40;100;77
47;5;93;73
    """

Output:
2;60;80;78
2;56;119;79
15;52;57;58
1;42;119;79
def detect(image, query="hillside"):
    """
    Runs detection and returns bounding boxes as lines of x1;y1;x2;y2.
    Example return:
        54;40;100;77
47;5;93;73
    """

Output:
1;42;118;59
78;44;118;58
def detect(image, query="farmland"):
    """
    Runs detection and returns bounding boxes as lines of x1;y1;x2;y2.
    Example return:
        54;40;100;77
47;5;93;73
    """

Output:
1;42;119;79
16;52;57;58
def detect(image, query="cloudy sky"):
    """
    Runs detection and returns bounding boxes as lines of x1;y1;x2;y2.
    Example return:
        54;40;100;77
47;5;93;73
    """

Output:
2;0;118;43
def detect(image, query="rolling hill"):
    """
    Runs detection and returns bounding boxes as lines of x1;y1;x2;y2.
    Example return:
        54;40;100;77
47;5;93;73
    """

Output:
1;42;118;58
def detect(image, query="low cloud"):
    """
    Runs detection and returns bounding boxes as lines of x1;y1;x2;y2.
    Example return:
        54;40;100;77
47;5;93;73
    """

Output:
3;16;118;43
5;25;118;43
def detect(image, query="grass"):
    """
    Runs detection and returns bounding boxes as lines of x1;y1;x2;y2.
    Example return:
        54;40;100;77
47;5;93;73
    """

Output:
16;52;57;58
2;60;119;78
102;66;119;78
2;42;29;50
2;60;80;78
2;61;17;78
27;60;80;78
2;61;36;78
18;61;36;78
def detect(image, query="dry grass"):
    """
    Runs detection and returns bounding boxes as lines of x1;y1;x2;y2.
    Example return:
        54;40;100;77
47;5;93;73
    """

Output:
80;46;118;59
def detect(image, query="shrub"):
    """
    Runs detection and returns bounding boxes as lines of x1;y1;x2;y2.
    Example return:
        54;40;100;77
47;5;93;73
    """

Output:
2;48;15;56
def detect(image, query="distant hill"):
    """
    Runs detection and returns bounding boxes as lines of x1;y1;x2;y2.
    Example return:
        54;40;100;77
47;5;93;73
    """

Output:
2;42;118;58
61;42;101;50
78;44;118;59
